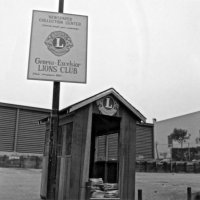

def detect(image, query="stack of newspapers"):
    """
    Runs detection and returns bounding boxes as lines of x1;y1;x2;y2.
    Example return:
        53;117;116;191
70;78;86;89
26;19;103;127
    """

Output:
87;178;119;198
103;183;119;198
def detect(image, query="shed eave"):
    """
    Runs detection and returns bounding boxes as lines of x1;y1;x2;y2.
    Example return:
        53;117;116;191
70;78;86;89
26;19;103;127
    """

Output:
60;88;146;122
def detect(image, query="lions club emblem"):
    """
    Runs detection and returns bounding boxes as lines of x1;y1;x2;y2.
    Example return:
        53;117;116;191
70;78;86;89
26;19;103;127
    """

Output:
44;31;73;56
96;96;119;116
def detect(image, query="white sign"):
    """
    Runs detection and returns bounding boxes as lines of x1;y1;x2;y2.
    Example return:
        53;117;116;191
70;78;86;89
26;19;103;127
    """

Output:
27;10;88;83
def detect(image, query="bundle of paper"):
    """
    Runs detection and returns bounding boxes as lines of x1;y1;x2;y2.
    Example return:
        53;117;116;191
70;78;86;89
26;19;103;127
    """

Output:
89;178;104;185
103;183;118;191
87;179;119;198
91;190;105;198
87;178;105;198
88;178;104;190
104;190;119;198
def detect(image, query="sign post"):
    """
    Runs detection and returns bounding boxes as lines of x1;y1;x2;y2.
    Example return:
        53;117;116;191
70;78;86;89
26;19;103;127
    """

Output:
47;1;63;199
27;0;87;199
47;81;60;199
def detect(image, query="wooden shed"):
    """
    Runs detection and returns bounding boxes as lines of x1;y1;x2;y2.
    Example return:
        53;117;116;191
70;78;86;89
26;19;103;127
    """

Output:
41;88;146;200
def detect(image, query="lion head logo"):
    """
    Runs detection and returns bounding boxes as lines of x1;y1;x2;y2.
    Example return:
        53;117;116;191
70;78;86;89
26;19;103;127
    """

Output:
44;31;73;56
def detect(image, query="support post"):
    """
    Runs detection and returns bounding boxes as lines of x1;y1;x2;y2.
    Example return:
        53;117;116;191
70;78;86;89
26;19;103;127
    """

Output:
138;189;142;200
47;82;60;200
187;187;191;200
14;108;20;152
46;1;64;199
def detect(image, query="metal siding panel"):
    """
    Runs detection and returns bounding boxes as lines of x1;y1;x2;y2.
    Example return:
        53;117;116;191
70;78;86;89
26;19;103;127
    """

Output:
95;135;106;161
107;133;118;161
136;125;153;159
0;106;16;152
17;109;48;154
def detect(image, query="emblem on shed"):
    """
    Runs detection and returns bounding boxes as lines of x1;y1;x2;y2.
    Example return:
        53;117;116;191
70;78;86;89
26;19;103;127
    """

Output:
44;31;73;56
96;96;119;116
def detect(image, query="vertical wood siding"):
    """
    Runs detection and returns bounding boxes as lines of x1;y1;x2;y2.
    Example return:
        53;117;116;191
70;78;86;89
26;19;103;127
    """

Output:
119;109;137;200
69;106;90;200
0;107;17;152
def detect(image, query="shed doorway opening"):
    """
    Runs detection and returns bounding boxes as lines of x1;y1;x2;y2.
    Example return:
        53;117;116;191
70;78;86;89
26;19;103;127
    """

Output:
89;114;120;183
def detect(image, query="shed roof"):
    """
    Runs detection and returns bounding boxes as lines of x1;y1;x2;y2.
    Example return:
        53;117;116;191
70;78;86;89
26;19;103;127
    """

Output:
60;88;146;122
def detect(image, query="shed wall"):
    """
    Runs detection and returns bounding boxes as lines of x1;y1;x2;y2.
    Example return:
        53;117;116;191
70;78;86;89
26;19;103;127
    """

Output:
119;107;137;200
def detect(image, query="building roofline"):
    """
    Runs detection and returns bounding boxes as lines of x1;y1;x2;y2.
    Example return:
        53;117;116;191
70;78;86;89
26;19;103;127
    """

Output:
136;122;154;127
0;102;51;113
157;110;200;123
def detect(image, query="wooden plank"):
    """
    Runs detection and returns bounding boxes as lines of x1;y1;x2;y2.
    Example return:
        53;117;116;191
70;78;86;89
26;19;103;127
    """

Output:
80;104;93;200
57;125;66;200
59;114;74;126
40;156;49;199
69;106;90;200
127;116;136;199
119;110;129;199
119;108;136;200
58;157;64;200
64;156;71;200
56;157;61;200
57;124;73;200
58;156;72;200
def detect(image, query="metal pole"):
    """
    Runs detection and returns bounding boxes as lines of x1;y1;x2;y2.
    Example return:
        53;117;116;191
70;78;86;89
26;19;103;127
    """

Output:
138;189;142;200
188;143;190;161
59;0;64;13
47;1;64;199
47;82;60;200
187;187;191;200
170;146;173;172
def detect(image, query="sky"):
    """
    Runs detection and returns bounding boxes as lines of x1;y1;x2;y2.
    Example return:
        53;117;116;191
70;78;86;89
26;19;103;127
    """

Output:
1;0;200;122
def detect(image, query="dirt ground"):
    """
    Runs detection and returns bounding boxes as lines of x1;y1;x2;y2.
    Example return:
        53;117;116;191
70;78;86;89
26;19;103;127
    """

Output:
0;167;200;200
0;168;41;200
135;172;200;200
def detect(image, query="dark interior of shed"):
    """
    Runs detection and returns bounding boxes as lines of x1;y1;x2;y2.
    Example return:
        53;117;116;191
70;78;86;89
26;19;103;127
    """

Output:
89;114;121;183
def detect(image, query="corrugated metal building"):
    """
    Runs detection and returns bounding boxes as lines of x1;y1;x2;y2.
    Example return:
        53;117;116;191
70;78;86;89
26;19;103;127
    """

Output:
0;102;50;155
0;96;153;160
136;123;154;160
81;123;154;161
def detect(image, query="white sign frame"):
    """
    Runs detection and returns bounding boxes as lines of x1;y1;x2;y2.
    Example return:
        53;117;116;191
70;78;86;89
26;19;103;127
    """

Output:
27;10;88;83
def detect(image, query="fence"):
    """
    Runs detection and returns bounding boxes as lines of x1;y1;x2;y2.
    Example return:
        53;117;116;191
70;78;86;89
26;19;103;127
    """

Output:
0;155;42;169
136;160;200;173
2;155;200;173
137;187;194;200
